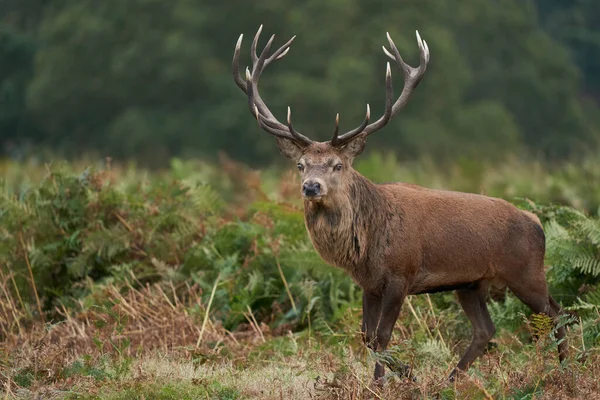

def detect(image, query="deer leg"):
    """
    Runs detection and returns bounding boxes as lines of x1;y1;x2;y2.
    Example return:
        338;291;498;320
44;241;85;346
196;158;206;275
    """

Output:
371;281;406;382
509;283;568;363
548;295;569;363
449;284;496;381
362;291;382;349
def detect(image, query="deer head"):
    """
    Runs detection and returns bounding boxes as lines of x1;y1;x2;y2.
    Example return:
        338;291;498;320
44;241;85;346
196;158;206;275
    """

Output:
232;25;430;203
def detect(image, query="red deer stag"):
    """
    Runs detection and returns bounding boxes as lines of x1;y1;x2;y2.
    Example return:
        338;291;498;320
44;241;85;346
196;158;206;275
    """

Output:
232;25;568;382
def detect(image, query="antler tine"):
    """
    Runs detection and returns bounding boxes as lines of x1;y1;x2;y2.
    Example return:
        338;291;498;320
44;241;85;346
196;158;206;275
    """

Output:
250;25;263;65
266;36;296;65
334;61;392;145
253;104;302;140
330;113;340;144
252;33;275;82
331;105;371;146
246;67;293;136
332;30;429;146
384;62;394;121
286;107;312;145
234;26;314;147
384;32;406;73
232;34;246;92
383;30;429;118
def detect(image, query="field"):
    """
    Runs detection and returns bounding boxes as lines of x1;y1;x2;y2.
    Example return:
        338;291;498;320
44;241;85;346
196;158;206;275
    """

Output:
1;153;600;399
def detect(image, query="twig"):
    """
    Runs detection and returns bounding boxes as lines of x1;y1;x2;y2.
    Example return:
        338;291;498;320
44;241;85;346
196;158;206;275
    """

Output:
406;297;433;339
246;305;266;343
113;211;133;232
224;329;240;346
196;274;220;347
350;370;383;399
19;232;44;323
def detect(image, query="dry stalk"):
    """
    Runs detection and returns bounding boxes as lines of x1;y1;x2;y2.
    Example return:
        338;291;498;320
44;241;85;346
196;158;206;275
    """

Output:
155;283;176;311
244;305;266;343
0;270;23;336
196;274;220;347
405;297;433;339
1;267;25;312
350;370;383;400
425;294;447;349
18;232;44;323
275;254;297;315
113;211;133;232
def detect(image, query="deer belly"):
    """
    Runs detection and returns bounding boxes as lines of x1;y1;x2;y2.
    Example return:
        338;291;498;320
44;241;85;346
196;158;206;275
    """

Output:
408;266;490;295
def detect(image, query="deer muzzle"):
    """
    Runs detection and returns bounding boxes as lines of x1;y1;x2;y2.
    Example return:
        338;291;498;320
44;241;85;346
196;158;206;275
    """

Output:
302;179;326;200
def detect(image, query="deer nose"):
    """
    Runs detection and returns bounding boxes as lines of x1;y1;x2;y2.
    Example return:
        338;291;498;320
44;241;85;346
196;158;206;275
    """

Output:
302;181;321;197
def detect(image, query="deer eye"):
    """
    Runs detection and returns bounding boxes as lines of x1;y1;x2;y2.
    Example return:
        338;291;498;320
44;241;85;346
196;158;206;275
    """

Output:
334;163;343;171
297;163;304;171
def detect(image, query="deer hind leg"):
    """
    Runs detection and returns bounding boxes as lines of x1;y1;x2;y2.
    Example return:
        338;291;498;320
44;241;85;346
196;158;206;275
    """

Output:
509;281;568;363
548;296;569;363
450;282;496;381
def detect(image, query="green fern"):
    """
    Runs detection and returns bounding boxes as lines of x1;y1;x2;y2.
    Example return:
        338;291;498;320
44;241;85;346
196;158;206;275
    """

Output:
530;313;553;340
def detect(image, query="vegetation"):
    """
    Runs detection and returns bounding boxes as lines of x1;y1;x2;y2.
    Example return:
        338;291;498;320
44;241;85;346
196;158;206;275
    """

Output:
1;1;599;398
1;0;600;166
1;155;599;399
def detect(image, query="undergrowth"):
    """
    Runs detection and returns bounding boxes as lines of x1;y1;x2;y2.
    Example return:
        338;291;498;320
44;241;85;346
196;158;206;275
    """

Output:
0;156;599;399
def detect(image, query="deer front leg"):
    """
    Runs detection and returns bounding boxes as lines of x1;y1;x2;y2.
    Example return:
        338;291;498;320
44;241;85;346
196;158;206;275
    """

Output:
362;291;382;350
370;280;407;382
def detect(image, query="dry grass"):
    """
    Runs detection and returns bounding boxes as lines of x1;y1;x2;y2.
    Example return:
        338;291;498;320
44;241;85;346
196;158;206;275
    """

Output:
4;340;599;399
1;278;599;399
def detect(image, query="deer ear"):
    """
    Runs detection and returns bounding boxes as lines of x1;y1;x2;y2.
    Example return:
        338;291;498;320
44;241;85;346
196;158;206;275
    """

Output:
275;137;304;161
340;133;367;160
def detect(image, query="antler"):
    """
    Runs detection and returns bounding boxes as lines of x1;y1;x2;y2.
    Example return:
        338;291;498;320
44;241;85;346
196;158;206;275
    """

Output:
232;25;313;147
331;31;430;147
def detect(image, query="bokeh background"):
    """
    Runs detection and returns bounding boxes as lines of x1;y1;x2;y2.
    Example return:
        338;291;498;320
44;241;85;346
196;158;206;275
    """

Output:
2;0;599;167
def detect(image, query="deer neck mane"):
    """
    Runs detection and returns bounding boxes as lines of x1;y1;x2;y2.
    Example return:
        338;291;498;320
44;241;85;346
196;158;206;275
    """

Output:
303;171;385;270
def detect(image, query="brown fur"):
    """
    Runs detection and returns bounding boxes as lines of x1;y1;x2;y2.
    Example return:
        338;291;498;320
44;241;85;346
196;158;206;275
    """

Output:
287;141;567;381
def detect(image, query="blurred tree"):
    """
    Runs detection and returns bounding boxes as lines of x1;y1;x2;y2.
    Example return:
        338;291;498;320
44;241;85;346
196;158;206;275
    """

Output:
536;0;600;101
0;0;597;166
0;24;39;157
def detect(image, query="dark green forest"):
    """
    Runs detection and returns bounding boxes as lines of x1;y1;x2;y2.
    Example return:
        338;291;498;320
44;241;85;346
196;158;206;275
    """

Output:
1;0;599;166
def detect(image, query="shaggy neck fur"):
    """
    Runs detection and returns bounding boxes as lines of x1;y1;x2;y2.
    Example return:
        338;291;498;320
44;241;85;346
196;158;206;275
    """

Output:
303;171;390;271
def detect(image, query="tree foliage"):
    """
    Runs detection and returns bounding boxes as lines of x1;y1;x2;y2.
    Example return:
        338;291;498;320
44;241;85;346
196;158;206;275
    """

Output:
0;0;599;166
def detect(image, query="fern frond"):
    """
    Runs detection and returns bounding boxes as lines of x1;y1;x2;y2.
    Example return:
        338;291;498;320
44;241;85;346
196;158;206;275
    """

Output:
584;285;600;305
530;313;553;339
571;252;600;277
579;217;600;247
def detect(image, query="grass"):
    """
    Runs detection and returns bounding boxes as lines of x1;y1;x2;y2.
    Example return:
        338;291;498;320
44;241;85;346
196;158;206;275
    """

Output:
1;154;600;398
5;331;600;399
2;279;599;399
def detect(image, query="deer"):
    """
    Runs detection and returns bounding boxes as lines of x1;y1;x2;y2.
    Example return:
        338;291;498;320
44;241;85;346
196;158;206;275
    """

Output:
232;25;568;383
